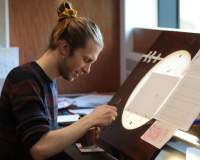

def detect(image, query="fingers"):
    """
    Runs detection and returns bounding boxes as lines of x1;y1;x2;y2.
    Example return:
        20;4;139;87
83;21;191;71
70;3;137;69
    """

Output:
106;106;118;122
112;116;115;121
112;110;118;117
108;106;117;111
95;127;100;140
95;127;100;133
95;134;99;140
102;105;118;120
106;105;117;115
90;105;118;127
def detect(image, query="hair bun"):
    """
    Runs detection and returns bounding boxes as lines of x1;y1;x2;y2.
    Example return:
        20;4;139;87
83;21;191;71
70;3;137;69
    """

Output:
57;1;72;16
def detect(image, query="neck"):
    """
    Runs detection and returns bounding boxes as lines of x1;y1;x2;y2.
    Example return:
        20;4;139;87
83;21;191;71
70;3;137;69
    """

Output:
36;49;61;80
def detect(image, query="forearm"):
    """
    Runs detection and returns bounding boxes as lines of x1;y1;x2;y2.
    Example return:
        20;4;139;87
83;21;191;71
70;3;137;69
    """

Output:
30;115;94;160
30;104;117;160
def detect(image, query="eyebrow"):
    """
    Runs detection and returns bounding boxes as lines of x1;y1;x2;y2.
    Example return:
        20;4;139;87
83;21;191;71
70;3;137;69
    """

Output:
85;57;96;63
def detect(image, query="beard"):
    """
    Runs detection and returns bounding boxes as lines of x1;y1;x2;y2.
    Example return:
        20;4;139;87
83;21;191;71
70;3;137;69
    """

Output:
60;68;74;81
59;59;74;81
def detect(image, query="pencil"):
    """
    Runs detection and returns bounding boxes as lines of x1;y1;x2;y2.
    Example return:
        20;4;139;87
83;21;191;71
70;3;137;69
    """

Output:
113;99;121;106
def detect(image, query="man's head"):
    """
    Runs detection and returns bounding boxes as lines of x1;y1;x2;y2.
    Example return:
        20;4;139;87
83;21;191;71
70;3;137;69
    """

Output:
47;1;103;81
48;1;103;55
58;39;101;81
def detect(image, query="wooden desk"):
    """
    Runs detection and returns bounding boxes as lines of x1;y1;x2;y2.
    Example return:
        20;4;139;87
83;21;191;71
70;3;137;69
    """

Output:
64;144;117;160
57;124;117;160
57;123;189;160
57;93;200;160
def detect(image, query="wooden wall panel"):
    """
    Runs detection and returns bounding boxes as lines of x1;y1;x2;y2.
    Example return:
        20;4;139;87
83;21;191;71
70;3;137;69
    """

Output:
9;0;120;94
134;28;162;53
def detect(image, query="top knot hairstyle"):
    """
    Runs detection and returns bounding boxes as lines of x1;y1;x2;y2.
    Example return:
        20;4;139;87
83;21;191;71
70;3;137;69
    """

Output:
48;1;104;55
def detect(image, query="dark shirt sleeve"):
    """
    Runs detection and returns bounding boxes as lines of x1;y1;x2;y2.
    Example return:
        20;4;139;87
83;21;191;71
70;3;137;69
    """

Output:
9;70;50;151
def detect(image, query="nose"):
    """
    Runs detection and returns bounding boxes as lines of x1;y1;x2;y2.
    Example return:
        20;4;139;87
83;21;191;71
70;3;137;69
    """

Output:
83;65;91;74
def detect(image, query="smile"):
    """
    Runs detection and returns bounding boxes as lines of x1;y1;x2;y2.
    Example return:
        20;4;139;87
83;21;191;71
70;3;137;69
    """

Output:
74;71;79;78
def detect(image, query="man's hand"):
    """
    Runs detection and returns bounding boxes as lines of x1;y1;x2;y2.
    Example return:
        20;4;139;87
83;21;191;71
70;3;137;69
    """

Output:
95;127;100;140
88;105;118;127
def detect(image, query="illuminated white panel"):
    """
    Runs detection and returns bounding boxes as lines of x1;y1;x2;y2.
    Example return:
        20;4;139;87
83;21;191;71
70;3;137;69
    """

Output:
122;50;191;130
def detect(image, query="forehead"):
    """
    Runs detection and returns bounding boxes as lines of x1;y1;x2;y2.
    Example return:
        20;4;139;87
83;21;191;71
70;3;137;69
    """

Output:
75;40;102;61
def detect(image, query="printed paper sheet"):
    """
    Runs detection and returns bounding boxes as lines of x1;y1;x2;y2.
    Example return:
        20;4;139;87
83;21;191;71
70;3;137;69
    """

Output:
0;47;19;79
154;50;200;131
141;120;177;149
125;72;180;119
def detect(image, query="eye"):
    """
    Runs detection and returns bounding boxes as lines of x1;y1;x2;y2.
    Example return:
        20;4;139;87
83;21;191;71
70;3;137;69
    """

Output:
84;58;90;63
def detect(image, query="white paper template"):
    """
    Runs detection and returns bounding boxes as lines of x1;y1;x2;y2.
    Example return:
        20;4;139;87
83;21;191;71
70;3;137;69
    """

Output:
125;72;180;119
141;120;177;149
0;47;19;79
154;52;200;131
57;115;79;123
181;49;200;75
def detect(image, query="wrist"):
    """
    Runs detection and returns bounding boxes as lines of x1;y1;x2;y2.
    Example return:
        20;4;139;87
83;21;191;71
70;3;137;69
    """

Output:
82;114;96;128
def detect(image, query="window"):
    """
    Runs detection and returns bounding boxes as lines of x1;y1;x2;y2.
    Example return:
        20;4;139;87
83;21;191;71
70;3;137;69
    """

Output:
158;0;200;31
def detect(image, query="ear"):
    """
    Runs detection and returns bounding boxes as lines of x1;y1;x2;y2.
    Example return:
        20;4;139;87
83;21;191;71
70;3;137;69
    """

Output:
59;40;70;56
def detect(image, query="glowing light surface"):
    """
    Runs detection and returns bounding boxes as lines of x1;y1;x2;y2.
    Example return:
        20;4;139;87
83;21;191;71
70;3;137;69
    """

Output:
122;50;191;130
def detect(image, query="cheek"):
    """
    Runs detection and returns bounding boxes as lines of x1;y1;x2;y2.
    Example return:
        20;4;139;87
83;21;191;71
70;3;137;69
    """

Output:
73;64;81;71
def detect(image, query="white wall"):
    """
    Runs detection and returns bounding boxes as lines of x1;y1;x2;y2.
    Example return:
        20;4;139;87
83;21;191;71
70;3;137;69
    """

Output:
120;0;158;84
0;0;9;48
0;0;9;92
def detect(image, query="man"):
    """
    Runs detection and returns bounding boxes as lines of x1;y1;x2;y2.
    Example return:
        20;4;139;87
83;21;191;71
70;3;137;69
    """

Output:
0;2;117;160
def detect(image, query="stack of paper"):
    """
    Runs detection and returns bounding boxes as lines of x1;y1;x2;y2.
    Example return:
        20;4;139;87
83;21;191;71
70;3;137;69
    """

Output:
58;97;75;109
74;93;113;107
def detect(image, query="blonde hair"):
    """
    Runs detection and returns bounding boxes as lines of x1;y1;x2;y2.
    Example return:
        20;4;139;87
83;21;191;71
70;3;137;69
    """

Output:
48;1;104;54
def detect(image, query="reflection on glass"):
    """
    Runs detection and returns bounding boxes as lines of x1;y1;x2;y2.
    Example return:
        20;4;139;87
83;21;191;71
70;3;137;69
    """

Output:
180;0;200;31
